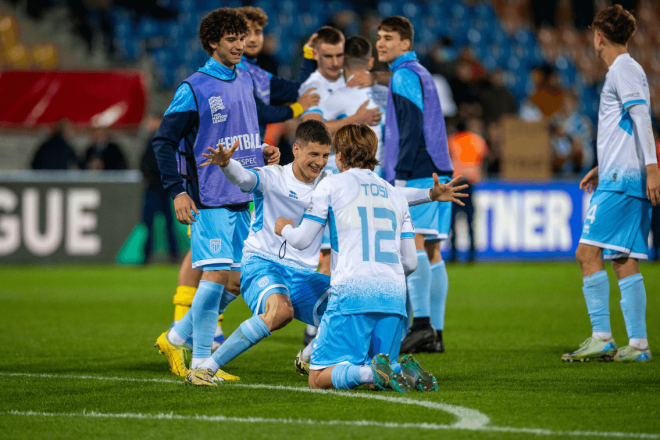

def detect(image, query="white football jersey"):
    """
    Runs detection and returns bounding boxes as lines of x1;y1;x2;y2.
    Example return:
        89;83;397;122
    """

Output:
303;168;414;316
243;163;332;269
298;70;346;118
319;79;388;163
597;53;653;198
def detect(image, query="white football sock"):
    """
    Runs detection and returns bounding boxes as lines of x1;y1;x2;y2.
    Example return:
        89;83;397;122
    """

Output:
191;357;211;369
215;325;224;337
302;340;314;362
167;328;186;346
359;365;374;384
629;338;649;350
199;357;220;373
592;332;612;341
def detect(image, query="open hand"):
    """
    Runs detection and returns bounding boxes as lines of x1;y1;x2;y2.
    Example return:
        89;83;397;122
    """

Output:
429;174;469;206
579;166;599;194
354;100;381;126
201;139;239;168
275;217;294;236
647;165;660;206
297;87;320;111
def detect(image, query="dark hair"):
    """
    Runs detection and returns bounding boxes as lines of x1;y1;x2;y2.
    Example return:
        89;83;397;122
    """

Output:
314;26;344;47
344;36;372;69
237;6;268;28
591;4;636;45
295;120;332;147
378;16;414;50
199;8;249;56
332;124;379;171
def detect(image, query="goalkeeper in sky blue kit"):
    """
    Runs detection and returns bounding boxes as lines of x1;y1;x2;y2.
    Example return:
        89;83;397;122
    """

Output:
564;5;659;363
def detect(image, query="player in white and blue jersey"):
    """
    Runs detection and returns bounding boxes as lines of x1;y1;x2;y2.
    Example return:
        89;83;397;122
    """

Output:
563;5;659;363
279;124;467;392
181;121;466;385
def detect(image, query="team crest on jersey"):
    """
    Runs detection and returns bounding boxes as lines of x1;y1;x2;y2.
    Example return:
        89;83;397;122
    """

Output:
210;239;222;254
257;276;270;288
209;96;227;124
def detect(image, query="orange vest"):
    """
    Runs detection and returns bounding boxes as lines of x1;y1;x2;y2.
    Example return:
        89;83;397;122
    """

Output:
448;131;488;183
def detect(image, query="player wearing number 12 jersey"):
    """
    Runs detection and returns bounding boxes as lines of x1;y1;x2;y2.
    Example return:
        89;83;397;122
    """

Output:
564;5;659;363
280;125;466;392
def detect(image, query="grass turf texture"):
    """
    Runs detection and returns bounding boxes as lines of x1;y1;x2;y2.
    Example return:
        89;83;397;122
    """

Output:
0;263;658;439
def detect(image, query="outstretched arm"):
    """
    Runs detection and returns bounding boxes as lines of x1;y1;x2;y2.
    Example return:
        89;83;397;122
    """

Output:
398;174;469;206
200;140;258;193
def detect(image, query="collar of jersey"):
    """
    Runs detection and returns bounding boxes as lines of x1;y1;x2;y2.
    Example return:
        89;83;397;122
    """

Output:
609;53;630;70
389;51;418;71
199;57;237;81
285;163;315;187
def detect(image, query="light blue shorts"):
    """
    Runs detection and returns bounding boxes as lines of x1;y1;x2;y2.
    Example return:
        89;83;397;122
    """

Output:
310;310;405;370
190;208;250;271
404;176;453;238
579;190;652;260
241;253;331;325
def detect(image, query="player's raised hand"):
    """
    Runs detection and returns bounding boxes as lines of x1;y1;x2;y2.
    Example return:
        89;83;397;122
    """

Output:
297;88;320;111
263;144;280;165
353;100;382;126
173;193;199;225
305;33;318;49
579;166;599;194
274;217;294;236
429;174;469;206
346;71;374;89
646;165;660;206
200;139;239;168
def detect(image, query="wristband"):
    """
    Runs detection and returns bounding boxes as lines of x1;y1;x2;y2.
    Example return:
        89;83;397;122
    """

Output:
289;102;304;119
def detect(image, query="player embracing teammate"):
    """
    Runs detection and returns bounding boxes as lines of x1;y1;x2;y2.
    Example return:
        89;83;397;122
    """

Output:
564;5;658;363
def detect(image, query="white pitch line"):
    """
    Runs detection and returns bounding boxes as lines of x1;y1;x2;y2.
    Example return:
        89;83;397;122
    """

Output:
1;372;658;439
2;410;659;439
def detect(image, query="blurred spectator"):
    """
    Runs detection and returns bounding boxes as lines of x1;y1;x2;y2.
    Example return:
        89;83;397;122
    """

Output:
428;37;458;79
554;91;595;171
449;60;481;117
477;69;518;124
530;65;564;117
531;0;558;28
140;115;178;264
447;119;488;262
31;120;78;170
257;35;281;76
432;74;457;118
485;121;503;175
82;127;128;170
549;121;582;176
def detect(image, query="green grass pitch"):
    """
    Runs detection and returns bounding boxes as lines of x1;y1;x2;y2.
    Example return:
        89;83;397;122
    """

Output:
0;262;658;439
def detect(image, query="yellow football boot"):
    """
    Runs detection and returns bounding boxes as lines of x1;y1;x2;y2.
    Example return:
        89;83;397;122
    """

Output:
185;368;217;386
154;331;190;377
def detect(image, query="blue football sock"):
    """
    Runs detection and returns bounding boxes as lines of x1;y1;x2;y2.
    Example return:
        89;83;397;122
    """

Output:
218;289;238;315
210;315;271;368
407;251;431;318
191;280;224;361
429;260;449;331
619;274;647;339
330;364;363;390
172;309;192;341
403;289;412;339
582;270;611;333
392;362;402;375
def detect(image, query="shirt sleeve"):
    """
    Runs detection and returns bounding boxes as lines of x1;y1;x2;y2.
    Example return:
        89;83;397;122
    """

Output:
300;81;330;118
254;91;294;124
152;82;198;199
396;186;431;206
301;178;332;225
391;69;425;180
281;219;324;250
400;205;415;239
613;66;647;111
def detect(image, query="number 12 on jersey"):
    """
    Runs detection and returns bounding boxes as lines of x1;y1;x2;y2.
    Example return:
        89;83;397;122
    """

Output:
357;206;399;264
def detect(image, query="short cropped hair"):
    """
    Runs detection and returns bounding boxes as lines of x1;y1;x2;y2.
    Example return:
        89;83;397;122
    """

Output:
237;6;268;28
314;26;345;47
378;16;414;49
591;4;636;46
295;120;332;147
199;8;249;56
344;36;372;69
332;124;379;170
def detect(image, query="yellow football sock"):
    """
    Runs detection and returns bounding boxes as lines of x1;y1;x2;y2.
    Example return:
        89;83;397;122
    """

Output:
173;285;197;321
218;314;224;325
